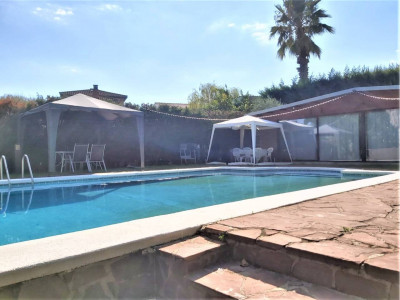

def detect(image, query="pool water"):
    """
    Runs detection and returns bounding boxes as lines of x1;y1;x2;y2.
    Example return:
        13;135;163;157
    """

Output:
0;173;361;246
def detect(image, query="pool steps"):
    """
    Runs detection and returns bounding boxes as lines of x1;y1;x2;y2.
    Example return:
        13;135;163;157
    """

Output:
157;230;398;299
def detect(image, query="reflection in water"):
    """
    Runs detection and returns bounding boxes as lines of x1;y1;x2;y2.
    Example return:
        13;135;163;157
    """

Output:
0;190;10;217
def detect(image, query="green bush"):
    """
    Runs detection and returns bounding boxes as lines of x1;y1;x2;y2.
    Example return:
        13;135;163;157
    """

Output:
260;64;399;104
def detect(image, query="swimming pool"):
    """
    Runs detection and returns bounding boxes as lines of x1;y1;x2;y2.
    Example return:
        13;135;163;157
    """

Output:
0;168;381;246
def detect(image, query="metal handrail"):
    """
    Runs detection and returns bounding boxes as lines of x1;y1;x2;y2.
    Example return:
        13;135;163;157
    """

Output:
0;155;10;187
22;154;34;186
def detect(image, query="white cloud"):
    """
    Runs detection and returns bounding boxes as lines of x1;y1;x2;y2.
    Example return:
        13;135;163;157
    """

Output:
32;5;73;22
60;65;81;74
207;20;238;32
251;31;270;46
207;20;272;47
241;22;272;46
97;4;122;12
55;8;73;16
241;22;268;31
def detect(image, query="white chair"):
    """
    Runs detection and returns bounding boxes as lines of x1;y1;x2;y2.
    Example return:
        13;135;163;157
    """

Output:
180;144;196;164
68;144;92;173
242;147;253;163
255;148;267;163
232;148;243;162
266;147;274;162
89;144;107;171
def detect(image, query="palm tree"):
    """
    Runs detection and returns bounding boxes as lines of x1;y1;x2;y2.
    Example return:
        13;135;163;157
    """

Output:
270;0;334;84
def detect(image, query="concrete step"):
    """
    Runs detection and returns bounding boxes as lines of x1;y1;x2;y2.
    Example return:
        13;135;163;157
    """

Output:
189;261;361;299
156;236;230;298
201;225;399;299
158;235;228;268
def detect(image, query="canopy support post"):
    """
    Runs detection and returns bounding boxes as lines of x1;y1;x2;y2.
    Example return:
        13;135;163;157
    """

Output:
136;115;145;168
46;109;61;173
239;128;244;148
206;126;215;163
280;126;292;162
251;123;256;164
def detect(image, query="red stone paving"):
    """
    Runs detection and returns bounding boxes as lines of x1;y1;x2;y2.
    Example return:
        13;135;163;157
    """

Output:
287;240;390;266
228;229;263;243
191;262;358;299
257;233;302;250
204;180;399;273
159;236;223;260
202;223;233;235
365;251;400;273
338;232;388;248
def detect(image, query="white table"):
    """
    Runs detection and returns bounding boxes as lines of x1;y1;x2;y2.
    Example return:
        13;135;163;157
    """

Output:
56;151;73;173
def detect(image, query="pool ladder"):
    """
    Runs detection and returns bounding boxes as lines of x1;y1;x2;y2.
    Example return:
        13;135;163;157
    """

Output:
0;155;10;187
22;154;34;186
0;155;34;187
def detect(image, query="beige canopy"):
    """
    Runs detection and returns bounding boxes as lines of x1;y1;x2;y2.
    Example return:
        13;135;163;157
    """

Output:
20;94;144;172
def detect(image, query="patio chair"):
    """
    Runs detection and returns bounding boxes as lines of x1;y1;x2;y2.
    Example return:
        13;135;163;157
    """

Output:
242;147;253;163
266;147;274;162
255;148;267;163
232;148;243;162
180;144;196;164
68;144;92;173
89;144;107;171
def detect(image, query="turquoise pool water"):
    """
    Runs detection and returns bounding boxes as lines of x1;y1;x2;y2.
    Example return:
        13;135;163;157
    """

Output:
0;171;367;246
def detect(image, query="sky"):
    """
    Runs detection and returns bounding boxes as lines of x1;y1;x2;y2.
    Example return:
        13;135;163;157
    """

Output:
0;0;398;105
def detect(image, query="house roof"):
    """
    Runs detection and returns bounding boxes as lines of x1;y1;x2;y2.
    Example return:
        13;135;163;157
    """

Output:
249;85;400;117
59;85;127;103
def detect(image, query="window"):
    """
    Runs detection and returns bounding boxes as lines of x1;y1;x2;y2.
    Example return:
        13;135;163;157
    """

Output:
367;109;399;161
319;114;360;161
282;118;317;160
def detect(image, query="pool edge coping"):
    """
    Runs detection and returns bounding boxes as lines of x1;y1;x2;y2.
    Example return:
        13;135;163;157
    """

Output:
0;168;398;288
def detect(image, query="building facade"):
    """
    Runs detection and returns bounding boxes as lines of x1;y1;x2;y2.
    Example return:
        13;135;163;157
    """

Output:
250;86;399;162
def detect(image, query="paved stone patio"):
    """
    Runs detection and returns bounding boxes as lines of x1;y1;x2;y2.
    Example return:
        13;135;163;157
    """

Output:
201;180;399;298
206;180;399;259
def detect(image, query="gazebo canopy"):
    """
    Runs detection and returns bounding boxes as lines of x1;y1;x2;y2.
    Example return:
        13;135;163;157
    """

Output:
20;94;144;172
213;115;282;130
22;93;141;117
207;115;292;163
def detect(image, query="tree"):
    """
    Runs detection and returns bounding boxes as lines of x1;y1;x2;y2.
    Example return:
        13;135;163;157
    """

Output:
187;83;240;114
270;0;334;84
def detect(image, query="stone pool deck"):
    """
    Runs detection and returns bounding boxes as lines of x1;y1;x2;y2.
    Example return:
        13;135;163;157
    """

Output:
206;179;399;255
159;180;399;299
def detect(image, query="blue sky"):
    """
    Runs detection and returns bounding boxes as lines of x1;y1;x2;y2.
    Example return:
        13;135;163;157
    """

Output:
0;0;398;104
